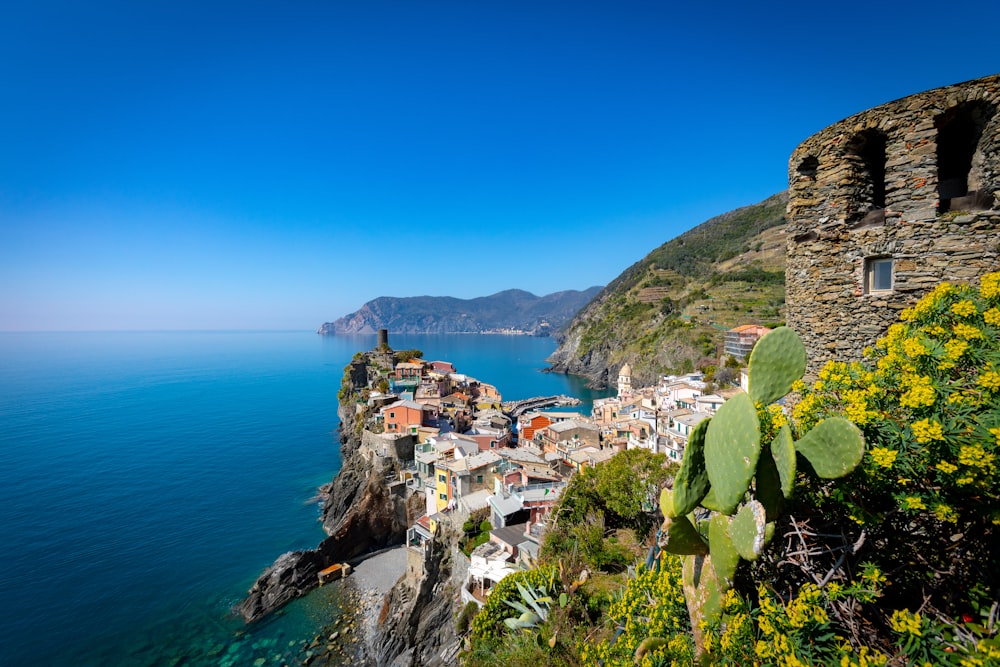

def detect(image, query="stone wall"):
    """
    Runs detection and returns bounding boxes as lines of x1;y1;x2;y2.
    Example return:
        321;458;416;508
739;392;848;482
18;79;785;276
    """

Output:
359;430;416;465
786;74;1000;373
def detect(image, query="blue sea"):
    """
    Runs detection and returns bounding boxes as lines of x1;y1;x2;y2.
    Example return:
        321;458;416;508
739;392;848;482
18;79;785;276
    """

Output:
0;331;608;666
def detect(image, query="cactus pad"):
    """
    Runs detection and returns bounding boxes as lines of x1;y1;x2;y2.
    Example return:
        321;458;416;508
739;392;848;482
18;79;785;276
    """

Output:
770;424;796;498
730;500;767;561
682;554;724;628
659;487;674;519
671;417;711;516
661;514;709;555
709;513;740;586
755;447;782;522
748;327;807;406
700;486;724;512
705;393;760;514
794;417;865;479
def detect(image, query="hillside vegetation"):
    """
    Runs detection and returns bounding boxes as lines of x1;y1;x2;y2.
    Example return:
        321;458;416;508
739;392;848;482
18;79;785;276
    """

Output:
547;192;788;387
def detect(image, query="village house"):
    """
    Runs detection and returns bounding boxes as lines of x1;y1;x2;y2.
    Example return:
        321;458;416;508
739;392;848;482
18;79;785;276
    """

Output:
724;324;771;361
464;541;516;605
517;411;552;443
536;418;601;455
380;399;432;435
436;449;502;512
567;445;615;472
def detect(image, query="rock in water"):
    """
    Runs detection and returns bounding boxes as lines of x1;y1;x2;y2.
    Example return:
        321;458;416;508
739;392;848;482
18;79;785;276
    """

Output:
236;550;326;623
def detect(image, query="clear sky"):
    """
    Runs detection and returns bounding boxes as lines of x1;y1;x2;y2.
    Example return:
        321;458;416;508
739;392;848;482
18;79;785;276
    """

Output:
2;0;998;331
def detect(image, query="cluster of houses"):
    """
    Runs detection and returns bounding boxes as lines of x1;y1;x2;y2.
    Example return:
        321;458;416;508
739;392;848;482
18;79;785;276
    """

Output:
359;323;771;606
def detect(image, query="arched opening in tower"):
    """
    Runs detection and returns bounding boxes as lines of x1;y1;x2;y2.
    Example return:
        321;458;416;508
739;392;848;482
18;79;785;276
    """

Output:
845;129;887;225
936;101;995;213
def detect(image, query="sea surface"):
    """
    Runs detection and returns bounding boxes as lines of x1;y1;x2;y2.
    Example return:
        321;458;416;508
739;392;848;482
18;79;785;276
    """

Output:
0;331;608;666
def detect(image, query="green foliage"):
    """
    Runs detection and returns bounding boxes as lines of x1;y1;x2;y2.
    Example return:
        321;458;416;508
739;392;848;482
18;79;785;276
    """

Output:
392;348;424;363
479;520;492;533
746;326;806;406
542;450;675;573
707;267;785;287
703;393;761;514
470;567;560;643
670;419;710;516
793;274;1000;628
579;557;693;666
456;600;479;635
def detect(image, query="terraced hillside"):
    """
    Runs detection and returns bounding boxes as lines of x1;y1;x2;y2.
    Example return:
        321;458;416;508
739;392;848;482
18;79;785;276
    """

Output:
547;192;788;387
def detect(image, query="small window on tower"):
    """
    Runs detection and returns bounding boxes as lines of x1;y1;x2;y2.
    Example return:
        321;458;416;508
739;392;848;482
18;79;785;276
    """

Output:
866;257;893;293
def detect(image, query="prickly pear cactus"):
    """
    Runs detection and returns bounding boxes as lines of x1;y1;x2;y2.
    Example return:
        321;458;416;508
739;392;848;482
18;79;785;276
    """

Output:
794;416;865;478
704;393;760;514
655;326;865;661
747;326;806;406
670;418;711;517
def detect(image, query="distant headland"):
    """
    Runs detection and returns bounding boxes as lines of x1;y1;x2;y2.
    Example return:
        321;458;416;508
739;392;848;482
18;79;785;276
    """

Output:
317;287;602;336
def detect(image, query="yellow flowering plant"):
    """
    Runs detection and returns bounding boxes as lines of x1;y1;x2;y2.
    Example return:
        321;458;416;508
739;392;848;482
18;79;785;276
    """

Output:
792;274;1000;656
580;557;693;667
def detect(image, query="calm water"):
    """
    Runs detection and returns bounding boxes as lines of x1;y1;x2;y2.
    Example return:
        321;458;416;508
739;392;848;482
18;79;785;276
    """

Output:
0;331;606;666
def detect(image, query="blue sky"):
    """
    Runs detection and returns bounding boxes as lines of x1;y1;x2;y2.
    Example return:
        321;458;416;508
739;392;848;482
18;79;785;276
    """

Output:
2;0;998;330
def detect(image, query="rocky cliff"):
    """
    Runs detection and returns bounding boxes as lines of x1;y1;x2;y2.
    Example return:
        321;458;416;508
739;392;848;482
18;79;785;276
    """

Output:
318;287;602;336
548;192;788;388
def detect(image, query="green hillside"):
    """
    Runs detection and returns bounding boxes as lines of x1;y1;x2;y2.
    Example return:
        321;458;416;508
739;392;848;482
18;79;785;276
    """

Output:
547;192;788;386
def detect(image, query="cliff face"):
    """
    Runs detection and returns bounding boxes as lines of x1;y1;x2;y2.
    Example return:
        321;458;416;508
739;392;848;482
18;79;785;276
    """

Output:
548;193;789;387
317;287;602;336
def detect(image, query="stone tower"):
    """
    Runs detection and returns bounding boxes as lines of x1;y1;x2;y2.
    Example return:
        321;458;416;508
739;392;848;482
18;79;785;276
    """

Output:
785;74;1000;373
617;362;632;398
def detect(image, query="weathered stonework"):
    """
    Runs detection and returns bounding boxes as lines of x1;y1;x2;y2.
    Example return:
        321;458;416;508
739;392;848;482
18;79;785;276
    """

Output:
786;74;1000;373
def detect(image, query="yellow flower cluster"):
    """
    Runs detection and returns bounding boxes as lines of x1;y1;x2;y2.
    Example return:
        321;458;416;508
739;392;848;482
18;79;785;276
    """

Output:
958;639;1000;667
936;460;958;474
900;374;936;409
870;447;898;469
958;443;993;468
749;583;888;667
954;322;984;340
903;496;927;511
583;559;692;667
933;503;958;523
839;646;889;667
910;418;944;443
951;299;978;318
977;369;1000;392
984;307;1000;326
902;282;955;322
945;338;969;360
902;337;928;357
980;272;1000;300
889;609;923;637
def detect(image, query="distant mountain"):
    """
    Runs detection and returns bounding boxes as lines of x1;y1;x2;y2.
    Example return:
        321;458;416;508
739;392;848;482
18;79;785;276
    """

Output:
547;192;788;387
318;287;603;336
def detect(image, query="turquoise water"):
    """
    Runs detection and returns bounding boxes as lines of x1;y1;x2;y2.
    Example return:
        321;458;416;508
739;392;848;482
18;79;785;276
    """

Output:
0;331;605;666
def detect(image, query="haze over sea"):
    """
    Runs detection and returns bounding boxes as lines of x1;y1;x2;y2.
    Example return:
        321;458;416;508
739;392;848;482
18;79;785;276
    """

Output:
0;331;608;666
